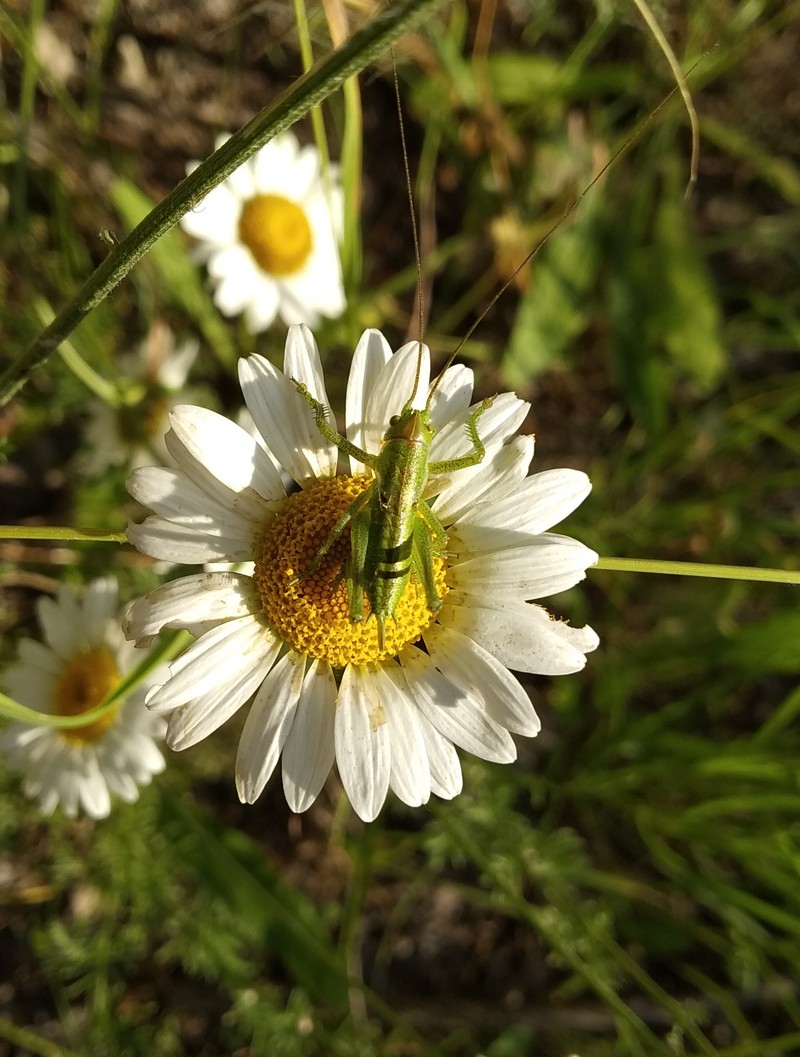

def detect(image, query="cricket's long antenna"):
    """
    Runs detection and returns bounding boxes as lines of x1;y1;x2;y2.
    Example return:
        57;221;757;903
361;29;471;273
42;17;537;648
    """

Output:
391;49;426;400
444;66;701;371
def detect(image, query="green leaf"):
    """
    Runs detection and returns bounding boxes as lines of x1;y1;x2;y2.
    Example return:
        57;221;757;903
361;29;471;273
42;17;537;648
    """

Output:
606;173;726;432
501;208;601;387
486;53;634;105
165;797;348;1005
607;248;670;435
723;610;800;675
651;193;726;388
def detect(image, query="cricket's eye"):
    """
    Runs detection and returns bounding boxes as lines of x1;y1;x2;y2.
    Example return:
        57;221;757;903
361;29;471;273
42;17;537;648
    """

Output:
389;415;400;426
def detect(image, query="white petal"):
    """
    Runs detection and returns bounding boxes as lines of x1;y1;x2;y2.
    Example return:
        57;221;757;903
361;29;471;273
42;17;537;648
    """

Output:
428;364;474;430
123;573;259;642
158;339;200;390
239;352;338;483
148;616;277;712
165;661;262;751
211;278;253;318
225;155;255;199
282;658;336;813
180;183;240;245
391;342;431;411
14;730;62;781
166;404;286;502
127;517;255;564
242;275;280;332
426;625;540;737
345;329;393;469
431;435;534;526
4;664;56;712
373;664;430;808
286;204;341;270
274;279;321;327
417;713;463;800
430;391;529;465
279;264;344;324
283;325;330;412
104;768;140;802
400;645;516;763
282;142;320;198
81;578;118;641
359;342;430;460
453;469;592;550
288;223;345;317
135;737;167;776
58;765;82;818
206;243;255;281
335;665;391;822
445;597;596;675
449;534;599;599
548;620;601;655
37;590;83;660
15;639;61;675
99;719;165;783
78;762;112;820
251;132;301;193
128;467;266;543
236;650;306;803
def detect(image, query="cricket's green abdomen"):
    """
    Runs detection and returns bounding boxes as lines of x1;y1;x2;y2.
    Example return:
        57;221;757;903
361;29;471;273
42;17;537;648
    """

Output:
365;410;434;642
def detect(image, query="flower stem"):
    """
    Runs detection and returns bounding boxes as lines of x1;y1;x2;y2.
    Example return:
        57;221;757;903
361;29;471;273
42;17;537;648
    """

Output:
0;631;191;729
1;526;796;587
0;0;448;407
0;527;127;543
595;556;800;586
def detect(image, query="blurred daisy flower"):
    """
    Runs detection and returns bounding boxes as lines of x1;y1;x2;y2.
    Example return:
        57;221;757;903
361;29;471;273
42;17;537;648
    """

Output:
85;321;199;473
1;578;166;819
125;325;598;822
181;130;345;332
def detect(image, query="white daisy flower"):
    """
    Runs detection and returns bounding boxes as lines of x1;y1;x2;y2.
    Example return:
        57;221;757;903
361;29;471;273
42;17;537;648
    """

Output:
124;325;598;822
181;130;346;332
84;320;199;473
1;578;167;819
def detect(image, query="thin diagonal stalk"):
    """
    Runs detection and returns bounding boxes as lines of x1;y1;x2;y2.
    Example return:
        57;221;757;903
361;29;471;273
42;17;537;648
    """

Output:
0;0;449;407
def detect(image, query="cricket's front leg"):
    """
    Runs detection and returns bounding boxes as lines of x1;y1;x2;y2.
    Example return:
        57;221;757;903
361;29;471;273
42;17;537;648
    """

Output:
428;397;494;475
292;486;374;584
293;381;374;466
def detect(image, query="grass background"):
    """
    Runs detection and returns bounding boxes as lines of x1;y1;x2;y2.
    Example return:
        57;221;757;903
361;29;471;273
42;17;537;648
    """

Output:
2;0;800;1054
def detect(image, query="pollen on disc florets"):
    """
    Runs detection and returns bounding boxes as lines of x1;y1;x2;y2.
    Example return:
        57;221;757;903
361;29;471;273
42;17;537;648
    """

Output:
255;475;448;668
53;647;120;744
238;194;313;277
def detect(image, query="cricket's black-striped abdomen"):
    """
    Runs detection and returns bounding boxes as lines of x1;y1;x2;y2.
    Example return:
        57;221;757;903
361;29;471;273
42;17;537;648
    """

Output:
365;408;434;645
379;536;413;566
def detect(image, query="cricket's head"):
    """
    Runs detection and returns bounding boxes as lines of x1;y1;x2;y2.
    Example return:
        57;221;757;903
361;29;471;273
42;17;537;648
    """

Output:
384;403;435;446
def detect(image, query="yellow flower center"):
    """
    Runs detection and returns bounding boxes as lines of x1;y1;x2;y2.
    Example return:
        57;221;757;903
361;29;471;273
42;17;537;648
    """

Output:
254;475;447;668
53;647;120;744
238;194;313;277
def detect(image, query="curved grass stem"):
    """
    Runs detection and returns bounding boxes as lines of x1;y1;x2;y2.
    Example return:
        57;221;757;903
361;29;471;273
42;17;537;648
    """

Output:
0;0;448;407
